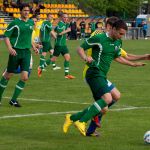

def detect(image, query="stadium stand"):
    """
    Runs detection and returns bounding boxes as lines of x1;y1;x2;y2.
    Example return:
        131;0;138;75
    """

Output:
0;1;104;36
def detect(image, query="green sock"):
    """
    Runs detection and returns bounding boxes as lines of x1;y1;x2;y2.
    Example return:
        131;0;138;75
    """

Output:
64;60;69;76
80;99;108;122
70;108;88;122
43;59;51;68
39;55;45;69
11;80;25;100
0;76;9;101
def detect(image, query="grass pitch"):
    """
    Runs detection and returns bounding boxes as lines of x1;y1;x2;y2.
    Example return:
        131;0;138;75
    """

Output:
0;39;150;150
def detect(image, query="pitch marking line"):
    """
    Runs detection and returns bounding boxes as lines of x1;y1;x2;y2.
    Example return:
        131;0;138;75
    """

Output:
2;97;138;108
0;106;150;119
3;96;90;105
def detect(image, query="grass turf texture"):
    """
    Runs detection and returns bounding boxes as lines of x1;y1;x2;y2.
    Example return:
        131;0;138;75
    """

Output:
0;39;150;150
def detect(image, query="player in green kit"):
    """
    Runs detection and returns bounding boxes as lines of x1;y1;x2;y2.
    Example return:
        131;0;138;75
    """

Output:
63;20;146;136
37;13;60;77
0;4;38;107
51;13;75;79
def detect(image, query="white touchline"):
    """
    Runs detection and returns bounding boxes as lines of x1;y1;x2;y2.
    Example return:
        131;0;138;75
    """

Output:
0;106;150;119
3;96;91;105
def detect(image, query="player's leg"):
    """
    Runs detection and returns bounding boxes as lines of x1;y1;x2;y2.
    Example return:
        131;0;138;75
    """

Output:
0;72;13;105
0;53;17;105
86;80;121;136
38;42;48;77
62;46;75;79
9;50;31;107
63;75;111;136
49;49;61;70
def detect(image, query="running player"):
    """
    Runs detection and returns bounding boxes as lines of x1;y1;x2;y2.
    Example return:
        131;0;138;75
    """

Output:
63;20;146;136
51;13;75;79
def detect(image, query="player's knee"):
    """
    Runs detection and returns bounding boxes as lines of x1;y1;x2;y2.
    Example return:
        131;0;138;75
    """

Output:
114;92;121;101
4;72;13;80
102;94;113;104
64;54;70;61
22;77;28;82
51;57;57;62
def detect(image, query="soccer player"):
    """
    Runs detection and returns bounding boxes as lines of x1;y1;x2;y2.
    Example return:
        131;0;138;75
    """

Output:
0;4;38;107
63;20;146;136
86;17;150;137
50;13;75;79
37;13;60;77
79;18;86;40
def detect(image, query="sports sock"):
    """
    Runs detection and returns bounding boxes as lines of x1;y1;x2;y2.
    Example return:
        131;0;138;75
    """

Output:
70;108;88;122
108;99;116;107
79;98;107;122
11;80;25;100
39;55;45;69
86;120;97;135
64;60;69;76
0;76;9;101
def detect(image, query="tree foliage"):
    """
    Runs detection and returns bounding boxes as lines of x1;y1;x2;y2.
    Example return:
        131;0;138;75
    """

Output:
77;0;144;18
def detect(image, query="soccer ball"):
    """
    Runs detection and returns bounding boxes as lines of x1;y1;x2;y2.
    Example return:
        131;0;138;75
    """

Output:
144;131;150;144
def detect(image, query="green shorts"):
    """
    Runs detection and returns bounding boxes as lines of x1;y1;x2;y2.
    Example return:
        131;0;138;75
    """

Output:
42;42;53;52
53;46;69;57
86;68;111;101
7;48;31;73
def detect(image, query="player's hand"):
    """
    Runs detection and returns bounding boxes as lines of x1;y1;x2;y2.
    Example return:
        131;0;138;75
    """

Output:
32;45;39;54
144;54;150;60
85;56;93;63
133;62;146;67
8;47;17;56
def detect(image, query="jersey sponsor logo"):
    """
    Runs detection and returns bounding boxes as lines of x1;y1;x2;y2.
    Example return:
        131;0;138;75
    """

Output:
110;44;114;46
30;26;34;30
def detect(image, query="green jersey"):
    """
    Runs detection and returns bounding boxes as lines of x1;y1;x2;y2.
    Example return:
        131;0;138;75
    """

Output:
4;18;34;49
40;20;52;42
90;22;96;32
81;32;121;78
54;21;70;46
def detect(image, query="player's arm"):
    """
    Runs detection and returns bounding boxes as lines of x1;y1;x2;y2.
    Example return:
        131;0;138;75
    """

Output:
115;56;146;67
121;48;150;60
4;37;17;56
59;27;71;35
31;42;40;54
77;46;93;63
50;30;57;39
77;34;100;63
4;21;17;56
125;53;150;61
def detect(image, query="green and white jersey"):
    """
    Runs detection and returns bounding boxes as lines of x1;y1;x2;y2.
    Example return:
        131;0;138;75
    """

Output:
81;32;121;78
40;20;52;42
4;18;34;49
54;21;70;46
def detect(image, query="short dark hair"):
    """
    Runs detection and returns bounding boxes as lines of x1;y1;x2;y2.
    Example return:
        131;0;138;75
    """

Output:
47;13;52;17
58;10;64;18
19;3;30;11
106;16;119;27
112;19;128;31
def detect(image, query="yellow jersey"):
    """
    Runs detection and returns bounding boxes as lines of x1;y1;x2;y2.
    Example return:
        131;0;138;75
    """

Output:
33;20;43;43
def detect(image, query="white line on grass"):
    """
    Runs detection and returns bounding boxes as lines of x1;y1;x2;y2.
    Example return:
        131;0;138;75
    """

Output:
3;96;91;105
0;106;150;119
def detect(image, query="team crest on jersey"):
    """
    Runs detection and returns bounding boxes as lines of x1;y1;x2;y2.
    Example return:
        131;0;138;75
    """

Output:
115;46;120;51
30;26;34;30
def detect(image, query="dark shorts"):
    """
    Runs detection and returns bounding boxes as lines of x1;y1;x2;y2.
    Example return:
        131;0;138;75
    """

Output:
53;46;69;57
42;42;53;52
86;68;111;101
7;48;31;73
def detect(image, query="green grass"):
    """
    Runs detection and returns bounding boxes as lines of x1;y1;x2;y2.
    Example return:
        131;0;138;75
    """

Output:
0;39;150;150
